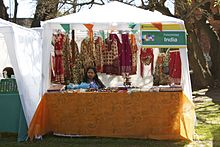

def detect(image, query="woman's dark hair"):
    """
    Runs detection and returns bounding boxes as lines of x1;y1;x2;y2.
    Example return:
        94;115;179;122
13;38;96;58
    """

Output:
2;67;14;78
82;67;105;89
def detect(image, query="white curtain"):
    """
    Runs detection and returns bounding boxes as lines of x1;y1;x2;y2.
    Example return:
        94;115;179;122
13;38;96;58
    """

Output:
0;33;12;78
41;25;53;94
0;25;43;126
180;48;193;101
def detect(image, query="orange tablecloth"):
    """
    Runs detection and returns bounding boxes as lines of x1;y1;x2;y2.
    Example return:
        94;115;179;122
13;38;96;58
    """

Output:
28;92;194;141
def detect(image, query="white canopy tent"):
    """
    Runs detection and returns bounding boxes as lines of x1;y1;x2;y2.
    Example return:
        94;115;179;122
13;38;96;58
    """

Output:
0;18;43;126
43;1;183;30
41;1;193;102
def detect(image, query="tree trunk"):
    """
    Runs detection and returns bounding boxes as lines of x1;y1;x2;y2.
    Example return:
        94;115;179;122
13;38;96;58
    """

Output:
13;0;18;23
31;0;59;27
205;24;220;83
0;0;9;20
185;21;214;89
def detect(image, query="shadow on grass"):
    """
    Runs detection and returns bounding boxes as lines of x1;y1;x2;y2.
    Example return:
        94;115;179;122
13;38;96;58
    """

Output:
206;88;220;105
212;126;220;147
0;134;190;147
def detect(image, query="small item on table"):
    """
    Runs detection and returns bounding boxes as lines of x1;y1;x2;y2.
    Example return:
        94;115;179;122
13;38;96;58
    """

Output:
47;84;65;92
159;85;182;92
122;73;132;87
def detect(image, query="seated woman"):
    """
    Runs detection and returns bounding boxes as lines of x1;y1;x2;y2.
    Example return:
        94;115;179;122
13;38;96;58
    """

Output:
82;67;105;89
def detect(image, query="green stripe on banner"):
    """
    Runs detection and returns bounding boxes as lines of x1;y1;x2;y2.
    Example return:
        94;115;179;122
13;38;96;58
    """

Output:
61;24;70;33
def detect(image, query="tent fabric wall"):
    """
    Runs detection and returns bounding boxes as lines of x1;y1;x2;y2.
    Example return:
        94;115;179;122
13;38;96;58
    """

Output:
0;33;12;78
0;19;43;126
179;48;193;101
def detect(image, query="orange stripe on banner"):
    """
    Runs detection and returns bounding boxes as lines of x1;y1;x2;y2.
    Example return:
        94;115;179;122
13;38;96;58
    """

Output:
151;22;163;32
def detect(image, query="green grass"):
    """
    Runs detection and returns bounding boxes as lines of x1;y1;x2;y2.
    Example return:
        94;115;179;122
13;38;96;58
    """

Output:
0;135;188;147
195;100;220;141
192;89;220;147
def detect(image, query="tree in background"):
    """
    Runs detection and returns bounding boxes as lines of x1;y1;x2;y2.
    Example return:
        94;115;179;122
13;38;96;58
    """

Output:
31;0;59;27
12;0;18;23
31;0;105;27
0;0;9;20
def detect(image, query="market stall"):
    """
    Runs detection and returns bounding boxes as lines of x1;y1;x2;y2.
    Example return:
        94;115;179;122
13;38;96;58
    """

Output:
0;18;42;141
28;2;195;141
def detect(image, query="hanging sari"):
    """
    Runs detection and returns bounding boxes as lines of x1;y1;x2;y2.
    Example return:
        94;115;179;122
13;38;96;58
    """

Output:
94;37;104;72
62;35;72;83
130;34;138;75
52;33;65;84
80;38;95;72
140;48;154;77
169;51;181;84
103;34;121;75
121;34;132;74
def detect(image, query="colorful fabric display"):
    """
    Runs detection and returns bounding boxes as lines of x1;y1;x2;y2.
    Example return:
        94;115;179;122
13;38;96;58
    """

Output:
130;34;138;74
169;51;181;84
140;48;154;77
103;34;121;75
121;33;132;74
154;53;170;85
62;35;72;83
80;38;95;72
94;37;104;72
52;33;65;83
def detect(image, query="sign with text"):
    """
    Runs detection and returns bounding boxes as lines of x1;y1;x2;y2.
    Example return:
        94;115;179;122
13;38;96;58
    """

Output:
141;24;187;48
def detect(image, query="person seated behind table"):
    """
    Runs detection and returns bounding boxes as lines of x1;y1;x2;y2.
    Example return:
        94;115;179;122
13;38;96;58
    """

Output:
82;67;105;89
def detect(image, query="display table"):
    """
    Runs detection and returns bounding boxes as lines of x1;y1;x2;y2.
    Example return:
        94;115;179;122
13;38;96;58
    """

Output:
0;93;28;142
28;92;194;141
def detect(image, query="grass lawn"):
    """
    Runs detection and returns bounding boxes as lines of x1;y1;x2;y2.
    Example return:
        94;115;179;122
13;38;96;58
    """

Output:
193;89;220;146
0;135;188;147
1;88;220;146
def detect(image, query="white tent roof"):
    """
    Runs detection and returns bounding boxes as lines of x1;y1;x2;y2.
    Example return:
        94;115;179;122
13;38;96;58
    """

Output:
43;1;184;30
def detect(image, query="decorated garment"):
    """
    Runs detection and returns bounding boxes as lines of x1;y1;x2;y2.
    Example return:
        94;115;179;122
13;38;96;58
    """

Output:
52;33;65;84
140;48;154;77
110;34;121;75
70;39;84;84
153;53;170;85
121;34;132;74
94;37;104;72
130;34;138;75
80;37;95;72
103;34;121;75
169;51;181;84
62;35;73;83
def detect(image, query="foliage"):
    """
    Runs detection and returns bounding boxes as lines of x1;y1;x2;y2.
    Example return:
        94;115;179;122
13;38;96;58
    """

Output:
214;0;220;7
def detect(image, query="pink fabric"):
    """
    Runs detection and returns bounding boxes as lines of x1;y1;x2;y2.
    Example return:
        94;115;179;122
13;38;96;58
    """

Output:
121;34;132;74
169;51;181;78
